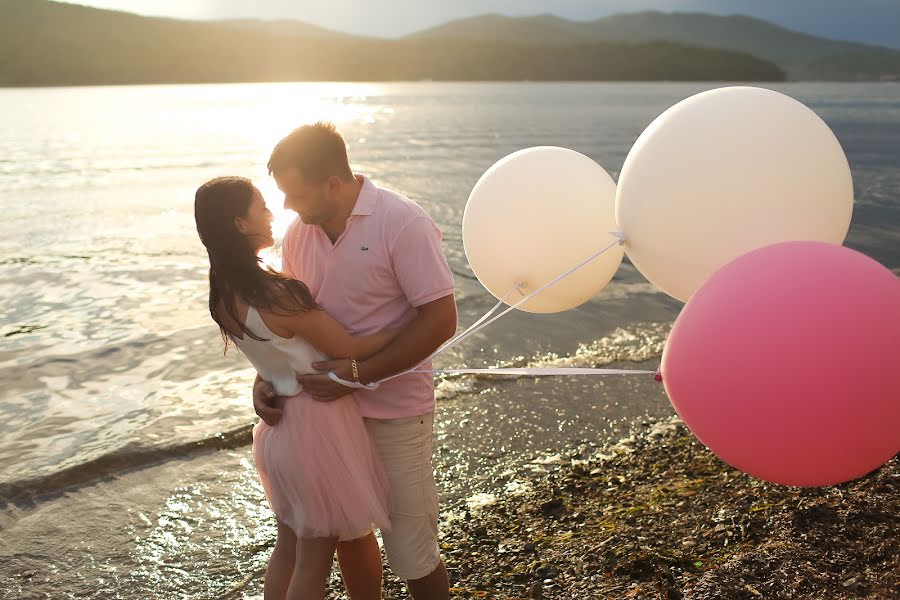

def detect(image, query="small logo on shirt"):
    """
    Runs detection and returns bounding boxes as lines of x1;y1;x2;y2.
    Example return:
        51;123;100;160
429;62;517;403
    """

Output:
361;245;369;251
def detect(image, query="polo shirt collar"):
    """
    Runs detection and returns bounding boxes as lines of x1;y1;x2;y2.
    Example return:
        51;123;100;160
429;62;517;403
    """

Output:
350;175;377;217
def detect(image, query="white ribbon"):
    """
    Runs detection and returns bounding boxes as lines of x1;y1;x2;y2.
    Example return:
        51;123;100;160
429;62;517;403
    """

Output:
419;367;655;376
425;236;625;364
328;366;654;391
327;370;379;390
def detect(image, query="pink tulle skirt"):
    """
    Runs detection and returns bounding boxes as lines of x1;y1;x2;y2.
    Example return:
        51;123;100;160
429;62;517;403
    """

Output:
251;392;391;540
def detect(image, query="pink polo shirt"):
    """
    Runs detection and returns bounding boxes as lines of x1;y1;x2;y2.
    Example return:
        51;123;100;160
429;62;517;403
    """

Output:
281;175;455;418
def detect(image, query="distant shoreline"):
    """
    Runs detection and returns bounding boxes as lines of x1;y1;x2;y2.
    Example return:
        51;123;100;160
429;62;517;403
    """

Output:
7;78;881;91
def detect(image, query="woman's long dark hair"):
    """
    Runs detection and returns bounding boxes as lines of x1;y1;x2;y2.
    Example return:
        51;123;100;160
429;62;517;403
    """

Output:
194;176;317;349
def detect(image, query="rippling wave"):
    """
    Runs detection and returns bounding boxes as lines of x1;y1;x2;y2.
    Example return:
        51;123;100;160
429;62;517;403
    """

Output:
0;425;253;507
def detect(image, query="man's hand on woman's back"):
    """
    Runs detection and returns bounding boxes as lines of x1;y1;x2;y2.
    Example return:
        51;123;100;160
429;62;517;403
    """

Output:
252;376;282;425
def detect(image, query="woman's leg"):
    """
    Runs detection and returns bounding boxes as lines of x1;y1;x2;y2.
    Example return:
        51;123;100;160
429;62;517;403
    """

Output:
337;531;383;600
265;520;297;600
286;536;339;600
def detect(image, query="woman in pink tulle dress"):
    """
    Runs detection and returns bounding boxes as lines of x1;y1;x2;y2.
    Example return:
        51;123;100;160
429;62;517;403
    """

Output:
195;176;393;600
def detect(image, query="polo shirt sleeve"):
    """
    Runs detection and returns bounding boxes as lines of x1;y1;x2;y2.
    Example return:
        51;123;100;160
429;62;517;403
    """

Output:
390;216;455;307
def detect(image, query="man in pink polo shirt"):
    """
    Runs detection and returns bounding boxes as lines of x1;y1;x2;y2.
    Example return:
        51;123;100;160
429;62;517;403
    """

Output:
252;122;456;599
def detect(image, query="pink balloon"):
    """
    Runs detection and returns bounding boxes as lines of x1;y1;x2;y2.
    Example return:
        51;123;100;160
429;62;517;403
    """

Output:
661;241;900;486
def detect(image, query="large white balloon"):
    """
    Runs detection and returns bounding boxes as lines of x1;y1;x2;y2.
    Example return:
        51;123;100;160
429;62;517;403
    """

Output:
463;147;623;313
616;86;853;302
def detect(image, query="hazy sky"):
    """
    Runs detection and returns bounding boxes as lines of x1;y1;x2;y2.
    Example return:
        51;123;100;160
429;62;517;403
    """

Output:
58;1;899;46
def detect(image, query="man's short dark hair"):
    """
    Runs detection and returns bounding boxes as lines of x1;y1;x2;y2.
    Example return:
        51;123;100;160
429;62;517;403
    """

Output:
267;122;354;182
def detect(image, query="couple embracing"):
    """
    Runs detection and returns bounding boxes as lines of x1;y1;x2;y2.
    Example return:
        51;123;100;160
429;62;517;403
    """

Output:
194;122;457;599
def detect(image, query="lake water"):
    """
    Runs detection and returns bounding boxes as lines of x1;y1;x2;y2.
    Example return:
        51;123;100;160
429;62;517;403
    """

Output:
0;82;897;598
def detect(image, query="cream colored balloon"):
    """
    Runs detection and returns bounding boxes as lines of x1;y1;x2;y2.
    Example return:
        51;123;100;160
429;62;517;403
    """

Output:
616;86;853;303
463;146;623;313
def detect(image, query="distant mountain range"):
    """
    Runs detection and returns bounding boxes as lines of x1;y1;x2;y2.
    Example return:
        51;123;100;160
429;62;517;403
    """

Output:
411;12;900;82
1;0;897;86
496;1;900;50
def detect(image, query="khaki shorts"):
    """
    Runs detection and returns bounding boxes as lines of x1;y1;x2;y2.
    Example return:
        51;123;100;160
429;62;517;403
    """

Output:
364;412;441;581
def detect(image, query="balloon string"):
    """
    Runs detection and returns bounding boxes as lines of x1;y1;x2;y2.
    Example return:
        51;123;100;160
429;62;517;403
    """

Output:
413;367;655;376
377;233;625;384
375;287;519;385
431;286;520;358
333;365;656;392
430;235;624;358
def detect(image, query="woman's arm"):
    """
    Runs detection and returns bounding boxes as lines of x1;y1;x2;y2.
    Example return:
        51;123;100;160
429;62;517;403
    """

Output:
270;308;398;360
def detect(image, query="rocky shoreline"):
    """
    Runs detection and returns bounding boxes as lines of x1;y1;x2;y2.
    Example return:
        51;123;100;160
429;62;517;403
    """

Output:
393;416;899;600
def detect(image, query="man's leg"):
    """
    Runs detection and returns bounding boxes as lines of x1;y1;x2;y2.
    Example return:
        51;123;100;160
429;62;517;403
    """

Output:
364;412;449;600
406;559;449;600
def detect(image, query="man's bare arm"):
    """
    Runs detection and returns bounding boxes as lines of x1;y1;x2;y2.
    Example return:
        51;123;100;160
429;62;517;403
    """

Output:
252;372;281;425
358;294;457;383
301;294;457;401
